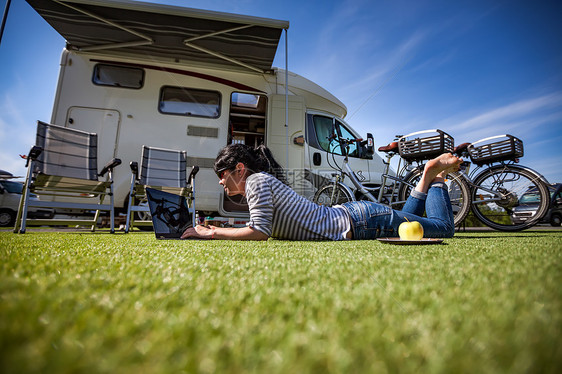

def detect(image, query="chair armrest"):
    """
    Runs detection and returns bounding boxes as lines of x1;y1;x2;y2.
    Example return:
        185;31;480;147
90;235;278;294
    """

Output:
98;158;122;177
25;146;43;167
129;161;139;180
188;165;200;184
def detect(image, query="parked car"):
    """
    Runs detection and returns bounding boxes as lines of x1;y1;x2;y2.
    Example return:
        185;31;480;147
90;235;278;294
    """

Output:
512;183;562;227
0;171;55;227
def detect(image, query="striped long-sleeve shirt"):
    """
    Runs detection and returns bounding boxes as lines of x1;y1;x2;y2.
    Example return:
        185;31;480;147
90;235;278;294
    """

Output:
245;172;351;240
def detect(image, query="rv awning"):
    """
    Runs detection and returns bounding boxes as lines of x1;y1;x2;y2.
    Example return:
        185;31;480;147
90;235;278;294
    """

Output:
25;0;289;73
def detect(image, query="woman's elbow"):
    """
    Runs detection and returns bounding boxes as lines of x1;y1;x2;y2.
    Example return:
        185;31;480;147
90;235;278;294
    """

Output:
246;227;269;241
254;231;270;241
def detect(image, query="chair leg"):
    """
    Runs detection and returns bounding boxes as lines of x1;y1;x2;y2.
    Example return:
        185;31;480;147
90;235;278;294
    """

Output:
190;179;197;227
109;174;115;234
190;196;196;228
92;204;101;232
125;199;132;233
109;209;115;234
125;175;136;233
15;162;35;234
92;191;107;232
14;184;26;233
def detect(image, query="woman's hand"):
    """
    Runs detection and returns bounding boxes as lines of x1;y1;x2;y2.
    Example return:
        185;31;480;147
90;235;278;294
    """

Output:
181;225;215;239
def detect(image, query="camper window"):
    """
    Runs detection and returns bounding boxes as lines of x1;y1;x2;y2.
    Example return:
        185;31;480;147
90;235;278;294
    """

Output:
232;93;260;109
159;86;221;118
92;64;144;89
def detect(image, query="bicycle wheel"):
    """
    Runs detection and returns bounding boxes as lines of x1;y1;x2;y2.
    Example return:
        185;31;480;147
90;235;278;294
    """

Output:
399;169;472;227
313;183;354;206
471;164;549;231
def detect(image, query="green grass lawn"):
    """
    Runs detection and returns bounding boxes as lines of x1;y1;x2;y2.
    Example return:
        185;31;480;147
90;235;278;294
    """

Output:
1;229;561;373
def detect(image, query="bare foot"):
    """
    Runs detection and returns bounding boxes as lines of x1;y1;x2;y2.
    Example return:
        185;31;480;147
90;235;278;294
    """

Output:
415;153;463;194
424;153;463;180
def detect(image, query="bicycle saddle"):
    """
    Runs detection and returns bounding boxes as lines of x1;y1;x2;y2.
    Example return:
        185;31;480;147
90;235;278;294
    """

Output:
454;142;471;155
378;142;399;153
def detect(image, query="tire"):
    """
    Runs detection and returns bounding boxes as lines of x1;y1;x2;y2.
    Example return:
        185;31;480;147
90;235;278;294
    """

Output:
550;214;561;227
313;183;354;206
471;165;550;231
398;169;472;227
0;209;16;228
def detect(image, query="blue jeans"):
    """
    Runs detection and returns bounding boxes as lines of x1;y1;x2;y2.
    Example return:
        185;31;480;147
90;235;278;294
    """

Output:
342;183;455;239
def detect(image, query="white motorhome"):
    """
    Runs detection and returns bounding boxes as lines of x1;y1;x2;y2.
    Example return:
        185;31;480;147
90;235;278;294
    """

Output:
24;0;388;217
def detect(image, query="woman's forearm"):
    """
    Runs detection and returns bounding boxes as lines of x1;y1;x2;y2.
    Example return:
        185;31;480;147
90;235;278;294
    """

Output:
181;225;269;240
212;226;269;240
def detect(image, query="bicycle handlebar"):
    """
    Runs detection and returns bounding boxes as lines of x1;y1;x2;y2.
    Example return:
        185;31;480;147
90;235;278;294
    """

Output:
328;134;362;145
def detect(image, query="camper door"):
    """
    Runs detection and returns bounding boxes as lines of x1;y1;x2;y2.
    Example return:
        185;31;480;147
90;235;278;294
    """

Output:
66;107;120;167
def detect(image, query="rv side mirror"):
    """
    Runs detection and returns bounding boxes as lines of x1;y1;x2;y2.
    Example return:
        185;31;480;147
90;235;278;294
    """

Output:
365;133;375;156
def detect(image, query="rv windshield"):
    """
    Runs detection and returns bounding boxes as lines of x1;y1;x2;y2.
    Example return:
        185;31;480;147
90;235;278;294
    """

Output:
312;115;359;157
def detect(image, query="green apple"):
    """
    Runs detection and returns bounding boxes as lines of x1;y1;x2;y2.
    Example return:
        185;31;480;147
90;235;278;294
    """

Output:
398;219;424;241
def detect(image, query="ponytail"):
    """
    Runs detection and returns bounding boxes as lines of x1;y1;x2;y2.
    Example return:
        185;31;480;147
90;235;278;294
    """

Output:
252;144;287;184
214;144;288;184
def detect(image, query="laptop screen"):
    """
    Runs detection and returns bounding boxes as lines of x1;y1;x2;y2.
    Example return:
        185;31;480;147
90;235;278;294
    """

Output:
145;188;192;237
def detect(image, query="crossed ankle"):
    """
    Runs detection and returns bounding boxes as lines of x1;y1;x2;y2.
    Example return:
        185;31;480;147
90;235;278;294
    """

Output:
430;182;447;190
410;189;427;200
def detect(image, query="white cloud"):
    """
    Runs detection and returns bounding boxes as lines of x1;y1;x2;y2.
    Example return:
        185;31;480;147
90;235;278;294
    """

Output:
341;29;432;122
451;92;562;131
430;91;562;183
435;92;562;142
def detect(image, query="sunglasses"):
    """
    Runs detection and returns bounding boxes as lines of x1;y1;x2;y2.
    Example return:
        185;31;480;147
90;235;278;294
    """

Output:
215;168;233;179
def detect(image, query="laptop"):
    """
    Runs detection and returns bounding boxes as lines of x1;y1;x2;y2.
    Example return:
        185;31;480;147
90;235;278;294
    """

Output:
145;187;194;239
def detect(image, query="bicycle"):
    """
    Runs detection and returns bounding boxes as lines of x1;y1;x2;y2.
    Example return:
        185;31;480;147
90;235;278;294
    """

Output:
312;134;378;206
316;129;550;231
313;129;472;227
455;135;550;231
399;134;551;231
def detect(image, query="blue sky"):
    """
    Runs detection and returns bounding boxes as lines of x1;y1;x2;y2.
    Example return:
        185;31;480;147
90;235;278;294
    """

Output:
1;0;561;183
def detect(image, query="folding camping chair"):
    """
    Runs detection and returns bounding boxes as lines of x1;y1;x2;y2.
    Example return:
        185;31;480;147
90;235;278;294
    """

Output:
125;145;198;233
14;121;121;233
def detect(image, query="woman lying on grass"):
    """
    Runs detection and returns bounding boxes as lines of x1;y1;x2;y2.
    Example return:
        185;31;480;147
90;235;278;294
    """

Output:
181;144;463;240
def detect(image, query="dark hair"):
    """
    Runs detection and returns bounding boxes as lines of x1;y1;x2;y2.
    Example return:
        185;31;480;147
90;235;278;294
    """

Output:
214;144;287;184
